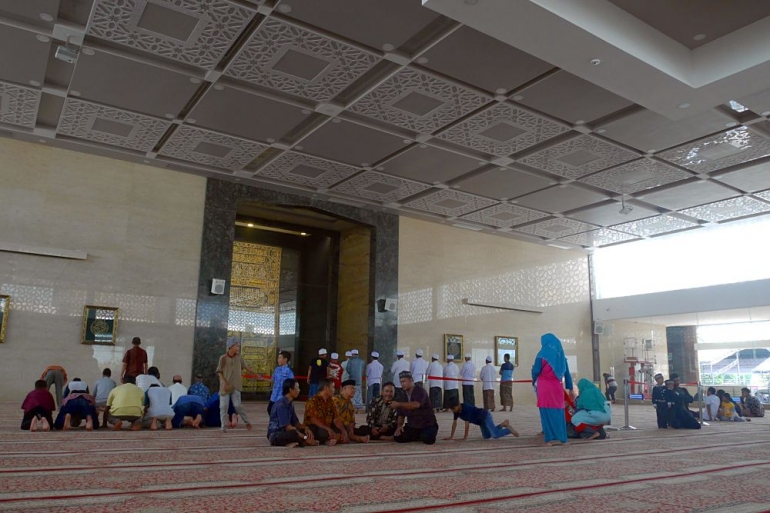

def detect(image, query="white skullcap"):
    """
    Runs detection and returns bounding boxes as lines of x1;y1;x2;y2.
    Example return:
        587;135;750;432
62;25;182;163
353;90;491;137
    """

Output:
318;348;327;355
69;381;87;392
331;352;339;359
351;349;359;355
371;351;379;358
396;350;404;356
345;351;352;357
464;353;472;358
486;356;492;363
447;355;455;360
416;349;423;357
432;353;439;360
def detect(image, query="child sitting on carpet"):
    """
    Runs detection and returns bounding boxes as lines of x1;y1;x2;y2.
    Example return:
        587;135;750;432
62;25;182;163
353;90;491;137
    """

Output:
443;398;519;440
21;380;56;431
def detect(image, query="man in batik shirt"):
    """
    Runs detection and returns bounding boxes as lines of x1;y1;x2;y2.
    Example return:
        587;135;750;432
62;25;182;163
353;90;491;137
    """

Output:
303;378;346;445
740;387;765;418
333;379;370;443
354;381;397;441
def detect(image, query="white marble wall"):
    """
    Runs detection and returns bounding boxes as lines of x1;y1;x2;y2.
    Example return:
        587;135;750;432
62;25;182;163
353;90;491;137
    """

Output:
397;217;592;406
597;319;669;385
0;138;206;400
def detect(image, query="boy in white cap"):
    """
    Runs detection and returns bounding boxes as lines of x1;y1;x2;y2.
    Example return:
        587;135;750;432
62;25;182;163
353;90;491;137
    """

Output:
480;356;497;411
216;337;257;432
328;352;342;393
391;350;410;401
427;354;444;413
365;351;383;410
461;353;476;406
443;355;460;410
307;348;329;399
410;349;429;388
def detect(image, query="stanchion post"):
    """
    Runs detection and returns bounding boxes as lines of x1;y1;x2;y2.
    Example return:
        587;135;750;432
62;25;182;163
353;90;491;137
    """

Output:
620;378;637;430
698;381;709;426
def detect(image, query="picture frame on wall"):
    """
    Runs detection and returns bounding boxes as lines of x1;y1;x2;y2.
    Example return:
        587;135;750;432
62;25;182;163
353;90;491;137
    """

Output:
495;336;518;366
81;305;119;345
0;295;9;343
444;334;463;361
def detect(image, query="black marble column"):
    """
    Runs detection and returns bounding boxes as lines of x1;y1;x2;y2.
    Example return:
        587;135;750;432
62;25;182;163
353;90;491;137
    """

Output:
666;326;698;383
193;179;399;390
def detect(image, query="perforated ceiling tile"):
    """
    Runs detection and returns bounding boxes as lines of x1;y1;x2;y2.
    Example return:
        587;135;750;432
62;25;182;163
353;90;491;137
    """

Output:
436;103;570;157
679;196;770;223
57;98;171;152
517;135;639;179
0;80;41;129
558;228;639;247
225;18;380;102
159;125;266;170
756;190;770;202
88;0;255;70
611;215;699;237
658;127;770;174
350;67;491;134
254;151;360;188
331;170;430;203
512;218;598;239
578;158;693;194
404;189;499;217
459;203;548;228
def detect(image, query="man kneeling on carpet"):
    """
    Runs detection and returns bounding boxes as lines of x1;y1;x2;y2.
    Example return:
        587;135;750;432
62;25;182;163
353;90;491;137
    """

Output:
333;379;370;443
353;381;398;441
391;371;439;445
20;380;56;431
105;374;145;431
54;378;98;431
444;398;519;441
303;378;347;445
268;378;317;447
144;383;175;430
172;394;206;428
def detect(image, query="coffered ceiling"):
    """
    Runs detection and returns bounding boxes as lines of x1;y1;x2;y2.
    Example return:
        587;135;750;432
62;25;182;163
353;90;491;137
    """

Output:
2;0;770;250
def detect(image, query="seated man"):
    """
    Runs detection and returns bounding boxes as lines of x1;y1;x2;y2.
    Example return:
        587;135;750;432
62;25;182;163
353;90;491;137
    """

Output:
303;378;346;445
666;378;700;430
54;379;98;431
92;368;116;429
168;375;188;407
354;381;398;441
333;379;370;443
21;380;56;431
105;374;145;431
702;387;720;421
267;378;318;447
172;394;206;428
136;366;162;392
391;371;439;445
740;387;765;418
444;398;519;441
144;383;175;430
203;394;237;428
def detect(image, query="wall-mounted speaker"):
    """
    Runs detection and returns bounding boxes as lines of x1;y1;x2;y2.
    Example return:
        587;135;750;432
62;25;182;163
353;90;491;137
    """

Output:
377;297;397;313
211;279;226;295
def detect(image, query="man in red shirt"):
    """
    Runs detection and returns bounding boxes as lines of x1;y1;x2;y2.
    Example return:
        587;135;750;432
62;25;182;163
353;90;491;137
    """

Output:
122;337;148;383
21;380;56;431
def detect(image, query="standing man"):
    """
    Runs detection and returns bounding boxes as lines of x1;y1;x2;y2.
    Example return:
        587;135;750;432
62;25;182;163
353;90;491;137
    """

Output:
480;356;497;411
269;350;294;414
92;368;117;428
122;337;148;384
41;365;67;409
365;351;383;409
346;349;366;412
426;354;444;413
461;353;476;406
603;372;618;403
392;371;439;445
443;355;460;411
216;338;256;432
499;353;514;412
168;375;187;407
307;348;329;399
341;351;352;382
327;352;343;394
410;349;428;388
391;350;410;400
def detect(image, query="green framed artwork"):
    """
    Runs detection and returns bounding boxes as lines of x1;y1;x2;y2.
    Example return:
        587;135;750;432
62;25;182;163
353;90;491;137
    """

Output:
0;295;9;343
81;305;119;345
444;334;463;361
495;336;518;366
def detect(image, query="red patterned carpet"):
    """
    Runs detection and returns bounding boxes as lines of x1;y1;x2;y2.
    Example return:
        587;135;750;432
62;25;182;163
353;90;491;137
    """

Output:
1;402;769;512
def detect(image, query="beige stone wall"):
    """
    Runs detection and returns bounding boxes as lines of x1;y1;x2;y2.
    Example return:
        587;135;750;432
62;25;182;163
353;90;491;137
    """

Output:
0;138;206;400
397;217;592;406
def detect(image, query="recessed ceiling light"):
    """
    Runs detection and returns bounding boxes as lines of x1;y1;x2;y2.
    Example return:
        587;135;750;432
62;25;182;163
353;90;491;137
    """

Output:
647;149;656;153
693;34;706;41
164;113;174;119
186;118;196;124
678;102;690;109
376;167;385;171
29;80;41;87
419;144;428;149
266;138;276;143
213;84;225;91
35;34;50;43
382;43;395;52
574;120;585;125
70;90;81;97
247;223;254;227
762;110;770;117
81;48;95;56
415;57;429;64
590;58;601;66
595;128;606;134
331;118;342;123
725;122;738;127
277;4;292;13
189;77;201;84
402;139;412;144
512;94;524;101
294;145;303;151
495;88;507;95
39;13;54;21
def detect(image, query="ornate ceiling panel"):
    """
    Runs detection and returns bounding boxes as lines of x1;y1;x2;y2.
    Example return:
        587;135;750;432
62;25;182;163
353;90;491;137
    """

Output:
512;217;598;239
658;127;770;174
403;189;499;217
254;151;360;189
331;170;431;203
679;196;770;223
578;158;694;194
611;215;699;237
558;228;640;247
159;125;266;170
517;135;640;179
0;81;41;129
459;203;549;228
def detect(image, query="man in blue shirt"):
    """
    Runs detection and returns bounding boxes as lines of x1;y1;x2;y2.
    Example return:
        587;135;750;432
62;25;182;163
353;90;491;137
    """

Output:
188;373;210;402
498;353;515;412
171;394;206;428
268;350;294;415
444;398;519;440
267;379;317;447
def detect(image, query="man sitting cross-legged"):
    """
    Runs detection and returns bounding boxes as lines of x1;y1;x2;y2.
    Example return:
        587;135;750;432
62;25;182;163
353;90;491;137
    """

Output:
54;379;98;431
303;378;347;445
172;394;206;429
392;371;439;445
21;380;55;432
144;383;175;430
353;381;398;441
267;378;318;447
105;374;145;431
444;398;519;441
333;379;370;443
